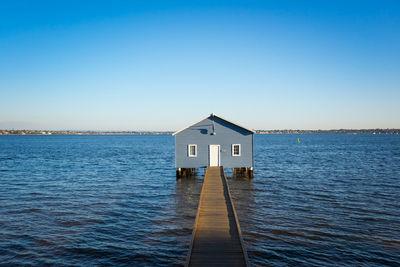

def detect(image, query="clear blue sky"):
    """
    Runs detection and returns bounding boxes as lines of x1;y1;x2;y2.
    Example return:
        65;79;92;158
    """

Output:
1;0;399;130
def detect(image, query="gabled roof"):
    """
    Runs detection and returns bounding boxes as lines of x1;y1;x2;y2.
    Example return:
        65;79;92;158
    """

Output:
172;113;255;136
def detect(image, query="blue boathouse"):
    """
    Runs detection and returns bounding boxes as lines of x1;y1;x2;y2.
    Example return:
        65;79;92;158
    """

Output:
173;113;254;178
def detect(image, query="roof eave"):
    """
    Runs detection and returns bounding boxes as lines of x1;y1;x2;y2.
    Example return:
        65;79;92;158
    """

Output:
212;114;256;134
172;114;211;136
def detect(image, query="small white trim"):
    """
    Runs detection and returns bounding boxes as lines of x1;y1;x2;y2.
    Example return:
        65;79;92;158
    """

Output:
188;144;197;157
172;113;255;136
232;144;241;156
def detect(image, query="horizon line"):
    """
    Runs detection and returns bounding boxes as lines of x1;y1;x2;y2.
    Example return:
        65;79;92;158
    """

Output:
1;128;399;132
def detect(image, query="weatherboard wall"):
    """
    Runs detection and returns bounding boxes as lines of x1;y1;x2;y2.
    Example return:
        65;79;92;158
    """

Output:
174;116;253;168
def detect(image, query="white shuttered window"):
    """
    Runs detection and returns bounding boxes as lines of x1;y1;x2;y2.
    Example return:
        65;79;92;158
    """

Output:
188;144;197;157
232;144;241;156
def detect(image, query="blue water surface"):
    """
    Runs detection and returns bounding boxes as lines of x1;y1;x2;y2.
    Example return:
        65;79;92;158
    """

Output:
0;134;399;266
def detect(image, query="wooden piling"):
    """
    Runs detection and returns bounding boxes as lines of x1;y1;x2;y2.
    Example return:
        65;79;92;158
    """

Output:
177;168;197;178
232;167;254;179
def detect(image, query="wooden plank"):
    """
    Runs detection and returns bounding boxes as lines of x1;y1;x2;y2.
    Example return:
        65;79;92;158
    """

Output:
186;166;249;267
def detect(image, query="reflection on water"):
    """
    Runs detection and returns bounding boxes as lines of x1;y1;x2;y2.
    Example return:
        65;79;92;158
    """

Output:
173;176;204;264
227;177;256;262
175;176;204;225
228;176;256;229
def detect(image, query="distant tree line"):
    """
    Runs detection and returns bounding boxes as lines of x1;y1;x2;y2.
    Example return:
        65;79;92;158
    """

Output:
255;129;400;134
0;130;174;135
1;129;399;135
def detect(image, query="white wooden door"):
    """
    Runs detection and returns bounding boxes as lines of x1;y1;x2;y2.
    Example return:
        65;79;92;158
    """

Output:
209;145;220;166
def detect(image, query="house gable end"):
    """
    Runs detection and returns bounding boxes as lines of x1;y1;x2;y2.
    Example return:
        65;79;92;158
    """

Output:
173;114;254;136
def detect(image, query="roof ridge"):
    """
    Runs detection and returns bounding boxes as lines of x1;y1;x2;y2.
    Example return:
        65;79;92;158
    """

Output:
172;114;255;136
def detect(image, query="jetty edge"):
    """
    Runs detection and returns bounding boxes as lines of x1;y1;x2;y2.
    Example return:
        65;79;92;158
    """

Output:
186;166;249;267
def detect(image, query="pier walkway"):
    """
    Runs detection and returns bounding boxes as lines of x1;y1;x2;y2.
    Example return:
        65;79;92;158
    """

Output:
186;166;249;267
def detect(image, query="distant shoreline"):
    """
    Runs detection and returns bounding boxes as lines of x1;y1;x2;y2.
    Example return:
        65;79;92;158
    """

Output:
1;129;399;135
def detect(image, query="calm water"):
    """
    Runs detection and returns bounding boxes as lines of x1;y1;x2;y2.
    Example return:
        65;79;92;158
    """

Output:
0;134;399;266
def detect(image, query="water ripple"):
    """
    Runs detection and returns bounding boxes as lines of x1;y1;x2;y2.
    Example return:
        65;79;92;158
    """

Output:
1;134;400;266
230;134;400;266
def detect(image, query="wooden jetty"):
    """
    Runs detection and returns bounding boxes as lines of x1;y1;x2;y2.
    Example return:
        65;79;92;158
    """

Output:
186;166;249;267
